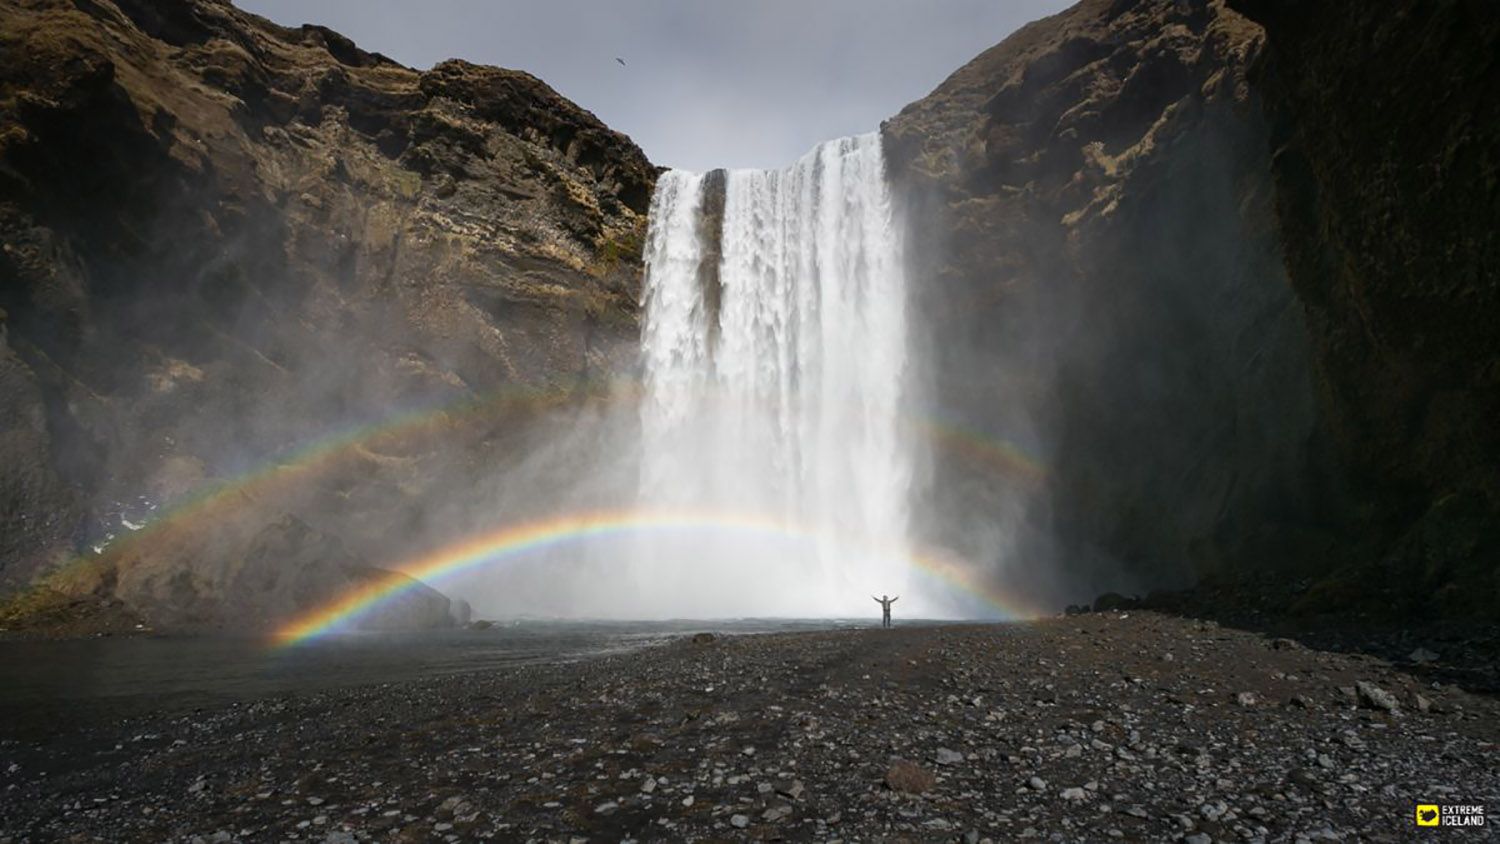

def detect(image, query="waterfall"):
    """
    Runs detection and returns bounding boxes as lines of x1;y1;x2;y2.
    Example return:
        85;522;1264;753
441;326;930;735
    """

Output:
636;133;916;617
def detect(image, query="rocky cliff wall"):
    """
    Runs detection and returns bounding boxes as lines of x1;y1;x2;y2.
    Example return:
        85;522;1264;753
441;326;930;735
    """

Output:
1227;0;1500;618
0;0;654;630
886;0;1498;620
884;0;1349;613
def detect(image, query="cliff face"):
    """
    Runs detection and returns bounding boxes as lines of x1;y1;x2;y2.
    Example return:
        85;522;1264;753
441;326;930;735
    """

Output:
1226;0;1500;617
885;0;1335;609
0;0;654;629
886;0;1497;620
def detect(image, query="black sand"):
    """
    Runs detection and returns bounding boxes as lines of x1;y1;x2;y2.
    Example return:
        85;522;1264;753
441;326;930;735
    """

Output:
2;614;1497;842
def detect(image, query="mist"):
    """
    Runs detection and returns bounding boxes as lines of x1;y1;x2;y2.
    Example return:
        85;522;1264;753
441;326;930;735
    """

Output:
438;134;969;620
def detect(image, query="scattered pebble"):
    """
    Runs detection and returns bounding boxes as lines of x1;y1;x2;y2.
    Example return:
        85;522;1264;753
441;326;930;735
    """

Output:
3;616;1495;842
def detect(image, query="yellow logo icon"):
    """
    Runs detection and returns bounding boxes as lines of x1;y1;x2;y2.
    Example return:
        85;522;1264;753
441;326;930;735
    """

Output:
1417;804;1441;826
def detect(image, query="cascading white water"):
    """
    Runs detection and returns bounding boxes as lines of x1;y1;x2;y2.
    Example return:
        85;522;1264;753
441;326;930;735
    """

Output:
635;133;919;617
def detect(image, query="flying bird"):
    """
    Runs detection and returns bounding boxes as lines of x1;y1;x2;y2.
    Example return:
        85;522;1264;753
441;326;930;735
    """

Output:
615;57;626;67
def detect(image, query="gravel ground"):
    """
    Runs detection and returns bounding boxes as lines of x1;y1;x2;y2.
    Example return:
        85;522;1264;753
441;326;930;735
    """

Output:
2;612;1497;842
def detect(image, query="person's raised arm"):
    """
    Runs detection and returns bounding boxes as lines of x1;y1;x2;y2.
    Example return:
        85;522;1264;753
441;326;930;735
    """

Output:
891;596;899;603
871;595;880;603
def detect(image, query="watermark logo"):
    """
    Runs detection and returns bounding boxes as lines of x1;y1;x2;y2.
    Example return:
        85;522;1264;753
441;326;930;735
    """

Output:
1416;803;1486;828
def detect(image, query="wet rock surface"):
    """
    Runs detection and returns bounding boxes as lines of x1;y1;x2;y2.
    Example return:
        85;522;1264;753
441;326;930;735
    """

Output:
2;614;1496;842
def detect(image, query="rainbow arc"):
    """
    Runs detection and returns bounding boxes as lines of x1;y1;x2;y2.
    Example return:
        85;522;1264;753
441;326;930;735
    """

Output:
272;509;1039;645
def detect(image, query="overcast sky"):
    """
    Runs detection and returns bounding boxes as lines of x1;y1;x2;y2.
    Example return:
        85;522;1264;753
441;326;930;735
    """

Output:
235;0;1072;171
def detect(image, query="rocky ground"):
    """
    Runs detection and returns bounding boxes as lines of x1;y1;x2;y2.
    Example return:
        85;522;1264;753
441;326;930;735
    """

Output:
2;613;1497;843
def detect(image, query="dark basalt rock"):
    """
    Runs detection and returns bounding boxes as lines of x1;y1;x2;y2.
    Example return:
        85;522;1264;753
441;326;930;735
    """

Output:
1091;592;1139;613
1226;0;1500;620
885;0;1331;612
884;0;1499;621
0;0;655;631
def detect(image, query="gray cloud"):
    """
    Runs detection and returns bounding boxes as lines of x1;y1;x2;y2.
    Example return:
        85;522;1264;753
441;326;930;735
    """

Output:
235;0;1072;171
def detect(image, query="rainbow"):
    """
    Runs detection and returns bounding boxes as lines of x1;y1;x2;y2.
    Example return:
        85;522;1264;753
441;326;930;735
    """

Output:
272;509;1039;645
919;419;1046;485
34;378;1048;633
68;379;1042;561
39;379;622;589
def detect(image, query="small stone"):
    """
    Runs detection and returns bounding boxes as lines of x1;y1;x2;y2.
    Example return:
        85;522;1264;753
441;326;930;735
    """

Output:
594;801;618;814
1414;693;1432;713
640;776;657;794
681;795;694;807
1235;691;1258;707
730;813;750;828
1355;681;1400;713
885;759;937;793
1028;776;1047;791
1185;834;1212;844
1061;787;1087;801
1288;768;1320;789
774;780;805;800
935;747;964;766
741;746;756;756
762;804;792;822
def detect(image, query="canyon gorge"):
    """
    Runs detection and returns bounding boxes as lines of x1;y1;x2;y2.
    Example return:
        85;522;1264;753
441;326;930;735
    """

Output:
0;0;1495;631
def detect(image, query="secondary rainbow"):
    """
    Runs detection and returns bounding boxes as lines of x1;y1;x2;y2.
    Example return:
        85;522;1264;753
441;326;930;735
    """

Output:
919;419;1046;485
273;509;1040;645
